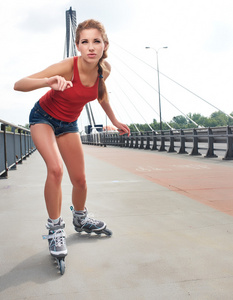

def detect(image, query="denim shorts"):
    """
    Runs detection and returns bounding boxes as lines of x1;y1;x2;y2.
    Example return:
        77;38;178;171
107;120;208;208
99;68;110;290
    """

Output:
29;101;79;137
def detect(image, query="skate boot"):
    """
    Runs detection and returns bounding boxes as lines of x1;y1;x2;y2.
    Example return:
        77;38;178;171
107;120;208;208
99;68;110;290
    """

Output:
71;207;112;236
42;217;68;258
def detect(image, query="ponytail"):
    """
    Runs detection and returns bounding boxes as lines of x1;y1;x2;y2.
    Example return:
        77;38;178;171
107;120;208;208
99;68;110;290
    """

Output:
97;59;109;103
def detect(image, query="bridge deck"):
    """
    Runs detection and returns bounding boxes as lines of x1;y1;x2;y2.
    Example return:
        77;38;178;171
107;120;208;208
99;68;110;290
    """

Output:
1;145;233;299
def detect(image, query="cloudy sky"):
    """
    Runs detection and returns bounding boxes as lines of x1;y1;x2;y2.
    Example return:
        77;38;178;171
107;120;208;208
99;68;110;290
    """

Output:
0;0;233;129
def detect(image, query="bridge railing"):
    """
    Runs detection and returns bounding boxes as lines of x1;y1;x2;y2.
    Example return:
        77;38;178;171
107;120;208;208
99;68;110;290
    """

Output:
80;126;233;160
0;119;36;179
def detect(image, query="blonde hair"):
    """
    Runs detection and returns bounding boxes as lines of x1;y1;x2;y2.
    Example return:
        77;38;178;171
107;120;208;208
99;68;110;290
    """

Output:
76;19;109;103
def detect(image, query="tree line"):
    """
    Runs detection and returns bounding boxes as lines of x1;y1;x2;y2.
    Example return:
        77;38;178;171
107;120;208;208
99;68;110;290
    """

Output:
128;111;233;132
3;111;233;133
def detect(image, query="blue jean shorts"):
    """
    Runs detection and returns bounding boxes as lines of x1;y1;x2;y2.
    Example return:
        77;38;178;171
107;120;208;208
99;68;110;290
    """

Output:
29;101;79;137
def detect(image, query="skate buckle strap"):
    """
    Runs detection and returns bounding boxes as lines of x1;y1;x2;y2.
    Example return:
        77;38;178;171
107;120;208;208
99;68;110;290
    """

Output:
42;229;66;242
45;224;65;230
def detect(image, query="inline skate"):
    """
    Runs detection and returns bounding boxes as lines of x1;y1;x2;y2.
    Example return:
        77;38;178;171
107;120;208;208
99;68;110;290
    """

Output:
42;217;67;275
70;206;112;236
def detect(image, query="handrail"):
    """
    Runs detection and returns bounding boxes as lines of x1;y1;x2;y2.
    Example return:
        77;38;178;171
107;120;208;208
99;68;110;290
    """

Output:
0;118;30;132
0;119;36;178
80;126;233;160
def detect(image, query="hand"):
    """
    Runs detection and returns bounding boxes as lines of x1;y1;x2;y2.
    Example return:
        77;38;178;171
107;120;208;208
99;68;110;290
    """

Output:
115;122;130;136
46;76;73;91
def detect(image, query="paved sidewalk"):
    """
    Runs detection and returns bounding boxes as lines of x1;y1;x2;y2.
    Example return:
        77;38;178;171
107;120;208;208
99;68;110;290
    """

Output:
1;146;233;300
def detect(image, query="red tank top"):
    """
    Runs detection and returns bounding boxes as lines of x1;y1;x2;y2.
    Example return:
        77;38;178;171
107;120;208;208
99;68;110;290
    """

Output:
39;56;99;122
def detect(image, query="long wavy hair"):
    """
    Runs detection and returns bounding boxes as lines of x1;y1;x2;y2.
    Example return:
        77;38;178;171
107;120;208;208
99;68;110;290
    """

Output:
76;19;109;103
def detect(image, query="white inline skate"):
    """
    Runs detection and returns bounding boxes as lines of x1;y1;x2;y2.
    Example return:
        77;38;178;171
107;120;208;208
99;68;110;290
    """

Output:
42;217;67;275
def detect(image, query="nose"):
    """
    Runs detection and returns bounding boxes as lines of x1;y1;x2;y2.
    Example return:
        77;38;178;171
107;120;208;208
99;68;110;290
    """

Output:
89;43;94;51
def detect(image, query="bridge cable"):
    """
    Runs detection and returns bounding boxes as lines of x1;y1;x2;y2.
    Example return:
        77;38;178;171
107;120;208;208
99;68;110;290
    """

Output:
110;40;233;121
111;74;165;131
109;86;140;133
111;60;184;129
110;51;199;128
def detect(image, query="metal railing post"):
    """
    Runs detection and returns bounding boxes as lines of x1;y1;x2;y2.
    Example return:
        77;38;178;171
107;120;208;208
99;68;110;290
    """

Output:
0;124;8;178
144;131;151;150
223;126;233;160
177;129;188;154
139;132;144;149
190;129;201;156
10;126;17;170
168;130;176;153
134;133;139;149
151;131;158;151
159;131;166;151
205;128;218;158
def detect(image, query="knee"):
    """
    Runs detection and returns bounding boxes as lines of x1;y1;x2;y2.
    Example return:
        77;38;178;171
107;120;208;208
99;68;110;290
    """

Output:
47;163;63;183
72;175;87;191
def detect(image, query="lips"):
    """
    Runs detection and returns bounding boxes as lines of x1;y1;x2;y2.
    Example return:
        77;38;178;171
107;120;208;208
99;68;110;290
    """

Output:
87;53;96;58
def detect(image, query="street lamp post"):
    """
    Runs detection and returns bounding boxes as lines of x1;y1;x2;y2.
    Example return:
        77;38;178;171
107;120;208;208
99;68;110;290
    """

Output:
145;46;168;131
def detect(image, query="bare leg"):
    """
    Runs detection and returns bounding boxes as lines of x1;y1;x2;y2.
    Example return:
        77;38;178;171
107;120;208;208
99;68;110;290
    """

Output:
30;124;63;219
56;133;87;211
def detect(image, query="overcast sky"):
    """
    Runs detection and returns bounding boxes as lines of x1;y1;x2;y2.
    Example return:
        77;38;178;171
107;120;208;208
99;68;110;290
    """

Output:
1;0;233;128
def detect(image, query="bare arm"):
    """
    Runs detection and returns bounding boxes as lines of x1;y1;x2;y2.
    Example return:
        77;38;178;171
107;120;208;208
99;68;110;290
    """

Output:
100;61;130;136
14;58;73;92
100;101;130;136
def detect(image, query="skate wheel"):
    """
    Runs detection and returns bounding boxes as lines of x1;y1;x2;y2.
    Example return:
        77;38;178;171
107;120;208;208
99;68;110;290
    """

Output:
102;228;112;236
59;259;65;275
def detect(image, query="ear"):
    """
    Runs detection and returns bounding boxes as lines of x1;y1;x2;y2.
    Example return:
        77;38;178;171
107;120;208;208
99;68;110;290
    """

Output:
104;42;109;51
76;43;80;52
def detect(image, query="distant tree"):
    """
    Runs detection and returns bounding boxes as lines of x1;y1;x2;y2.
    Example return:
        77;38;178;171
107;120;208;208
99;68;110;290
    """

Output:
128;124;136;132
173;115;187;126
205;118;218;127
209;111;228;126
227;112;233;126
187;113;208;127
129;110;233;132
169;115;188;129
150;119;159;130
6;126;12;132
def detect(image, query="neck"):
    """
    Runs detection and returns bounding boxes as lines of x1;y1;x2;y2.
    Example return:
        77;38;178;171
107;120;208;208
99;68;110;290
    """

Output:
78;56;98;74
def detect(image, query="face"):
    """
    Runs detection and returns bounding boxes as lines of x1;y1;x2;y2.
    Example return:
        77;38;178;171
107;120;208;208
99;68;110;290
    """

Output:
77;28;107;63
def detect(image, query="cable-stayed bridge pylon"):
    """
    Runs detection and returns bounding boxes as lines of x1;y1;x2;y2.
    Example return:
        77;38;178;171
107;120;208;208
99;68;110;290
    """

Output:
64;7;78;58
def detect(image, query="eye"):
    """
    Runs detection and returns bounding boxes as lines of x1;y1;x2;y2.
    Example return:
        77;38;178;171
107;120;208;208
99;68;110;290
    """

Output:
81;40;88;44
94;39;101;43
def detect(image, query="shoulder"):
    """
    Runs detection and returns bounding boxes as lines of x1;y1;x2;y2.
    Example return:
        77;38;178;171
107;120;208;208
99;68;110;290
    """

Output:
48;57;74;80
29;57;74;80
57;57;74;73
103;60;111;80
46;57;74;72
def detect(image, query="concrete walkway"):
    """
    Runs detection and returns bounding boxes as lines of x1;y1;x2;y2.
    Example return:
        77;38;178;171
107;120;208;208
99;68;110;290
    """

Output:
1;146;233;300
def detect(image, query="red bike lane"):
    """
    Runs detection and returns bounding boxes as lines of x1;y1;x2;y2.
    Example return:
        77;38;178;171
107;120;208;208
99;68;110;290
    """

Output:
84;145;233;217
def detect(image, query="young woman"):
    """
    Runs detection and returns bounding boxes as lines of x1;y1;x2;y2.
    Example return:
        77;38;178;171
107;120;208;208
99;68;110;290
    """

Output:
14;19;130;258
